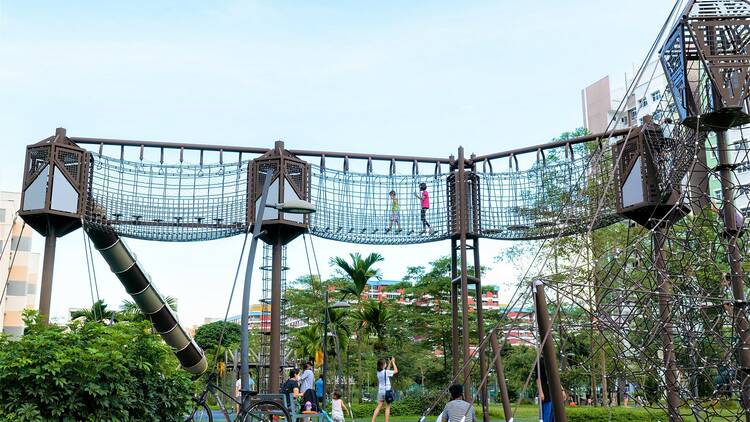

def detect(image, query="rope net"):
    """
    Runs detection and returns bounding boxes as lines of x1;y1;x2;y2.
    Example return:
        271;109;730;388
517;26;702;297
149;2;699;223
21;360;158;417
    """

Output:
83;139;648;244
86;155;250;241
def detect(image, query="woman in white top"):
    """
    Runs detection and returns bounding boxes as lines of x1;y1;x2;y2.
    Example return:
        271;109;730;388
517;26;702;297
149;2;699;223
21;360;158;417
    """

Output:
371;357;398;422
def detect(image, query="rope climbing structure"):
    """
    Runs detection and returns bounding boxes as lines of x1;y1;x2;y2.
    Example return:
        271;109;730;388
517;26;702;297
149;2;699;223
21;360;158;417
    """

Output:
13;2;750;421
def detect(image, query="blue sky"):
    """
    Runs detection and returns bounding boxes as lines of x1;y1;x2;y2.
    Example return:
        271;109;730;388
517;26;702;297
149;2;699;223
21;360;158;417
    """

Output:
0;1;674;326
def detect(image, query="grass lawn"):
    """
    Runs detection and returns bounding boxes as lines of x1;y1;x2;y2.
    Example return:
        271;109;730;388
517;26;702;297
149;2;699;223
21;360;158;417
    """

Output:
354;405;542;422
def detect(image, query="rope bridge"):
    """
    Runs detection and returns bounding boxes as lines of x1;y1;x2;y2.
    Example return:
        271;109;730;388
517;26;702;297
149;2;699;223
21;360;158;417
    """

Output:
84;140;633;244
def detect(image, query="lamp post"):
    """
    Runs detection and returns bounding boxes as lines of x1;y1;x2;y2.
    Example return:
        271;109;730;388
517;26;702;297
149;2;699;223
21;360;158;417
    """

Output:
240;173;316;412
322;289;350;411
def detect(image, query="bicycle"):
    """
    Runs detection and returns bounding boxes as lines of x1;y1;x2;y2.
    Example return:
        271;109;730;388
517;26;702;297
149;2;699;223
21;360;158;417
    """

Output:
184;374;291;422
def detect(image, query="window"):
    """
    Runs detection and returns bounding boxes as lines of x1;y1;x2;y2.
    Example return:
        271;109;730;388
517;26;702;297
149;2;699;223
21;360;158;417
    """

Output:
715;189;723;200
738;162;750;173
10;236;31;252
26;283;36;295
620;116;627;125
628;108;637;122
651;91;661;102
0;209;5;222
638;97;648;108
6;281;26;296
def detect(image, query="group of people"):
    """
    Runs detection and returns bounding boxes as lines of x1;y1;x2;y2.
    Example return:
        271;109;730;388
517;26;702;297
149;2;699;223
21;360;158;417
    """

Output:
386;183;432;234
228;355;481;422
279;363;349;422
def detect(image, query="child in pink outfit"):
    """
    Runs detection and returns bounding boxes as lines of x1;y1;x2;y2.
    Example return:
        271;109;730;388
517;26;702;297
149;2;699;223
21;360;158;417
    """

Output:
415;182;432;234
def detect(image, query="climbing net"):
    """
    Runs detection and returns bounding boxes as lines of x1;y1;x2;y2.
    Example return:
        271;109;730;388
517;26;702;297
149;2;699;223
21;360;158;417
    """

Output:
450;76;750;422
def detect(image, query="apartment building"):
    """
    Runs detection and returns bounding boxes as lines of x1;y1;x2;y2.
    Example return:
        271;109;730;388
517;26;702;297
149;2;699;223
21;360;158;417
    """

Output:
581;62;750;214
0;191;41;337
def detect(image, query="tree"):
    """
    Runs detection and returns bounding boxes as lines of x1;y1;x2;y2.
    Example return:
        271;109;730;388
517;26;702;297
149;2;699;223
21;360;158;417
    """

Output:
194;320;242;351
292;325;322;363
332;251;384;402
0;310;192;421
334;252;384;300
354;300;395;353
69;299;115;322
119;295;178;322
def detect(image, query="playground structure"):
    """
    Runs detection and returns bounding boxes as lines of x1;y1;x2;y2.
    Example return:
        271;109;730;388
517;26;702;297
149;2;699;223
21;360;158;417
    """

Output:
8;0;750;421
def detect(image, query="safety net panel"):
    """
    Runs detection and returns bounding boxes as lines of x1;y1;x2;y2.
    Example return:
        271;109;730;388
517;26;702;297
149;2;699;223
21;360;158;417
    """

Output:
85;154;250;242
308;165;450;244
478;143;623;240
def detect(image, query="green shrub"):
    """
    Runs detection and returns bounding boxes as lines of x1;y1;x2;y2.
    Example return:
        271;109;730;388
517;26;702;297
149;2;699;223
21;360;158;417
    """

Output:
0;311;193;422
567;406;668;422
348;390;447;418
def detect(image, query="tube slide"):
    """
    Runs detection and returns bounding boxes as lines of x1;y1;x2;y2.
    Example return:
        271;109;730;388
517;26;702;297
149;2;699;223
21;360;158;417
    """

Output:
85;225;207;374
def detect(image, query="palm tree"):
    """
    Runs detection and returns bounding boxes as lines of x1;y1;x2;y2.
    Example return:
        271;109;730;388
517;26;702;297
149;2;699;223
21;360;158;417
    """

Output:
119;296;178;322
70;300;115;322
354;300;395;353
293;325;323;363
332;252;383;402
334;253;384;301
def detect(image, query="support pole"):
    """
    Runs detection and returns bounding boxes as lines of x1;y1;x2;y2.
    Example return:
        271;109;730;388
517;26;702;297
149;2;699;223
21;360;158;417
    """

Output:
451;238;460;380
38;225;57;324
652;225;682;422
716;129;750;420
269;237;283;393
473;239;490;422
533;280;567;422
323;290;330;411
240;172;272;411
489;330;513;422
457;147;472;394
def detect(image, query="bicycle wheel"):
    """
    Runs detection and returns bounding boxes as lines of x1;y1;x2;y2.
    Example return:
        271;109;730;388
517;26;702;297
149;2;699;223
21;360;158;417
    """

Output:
241;400;291;422
184;401;213;422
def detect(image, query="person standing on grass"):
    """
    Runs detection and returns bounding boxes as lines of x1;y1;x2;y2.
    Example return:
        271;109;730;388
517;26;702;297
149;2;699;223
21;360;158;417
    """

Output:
331;391;349;422
315;374;325;410
535;357;554;422
300;362;314;394
440;384;476;422
371;357;397;422
234;373;255;414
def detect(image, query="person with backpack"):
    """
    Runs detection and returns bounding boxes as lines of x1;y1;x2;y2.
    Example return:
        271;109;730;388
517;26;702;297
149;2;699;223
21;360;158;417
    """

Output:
371;357;397;422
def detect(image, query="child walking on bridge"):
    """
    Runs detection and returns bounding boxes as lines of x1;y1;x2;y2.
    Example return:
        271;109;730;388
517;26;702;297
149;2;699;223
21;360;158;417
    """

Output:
386;190;402;233
416;183;432;234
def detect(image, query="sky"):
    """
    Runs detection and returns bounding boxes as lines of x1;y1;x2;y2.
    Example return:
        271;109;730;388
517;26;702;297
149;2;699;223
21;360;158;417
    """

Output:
0;1;676;327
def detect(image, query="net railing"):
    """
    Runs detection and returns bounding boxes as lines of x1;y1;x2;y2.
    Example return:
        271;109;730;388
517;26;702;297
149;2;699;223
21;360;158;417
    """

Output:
86;155;250;242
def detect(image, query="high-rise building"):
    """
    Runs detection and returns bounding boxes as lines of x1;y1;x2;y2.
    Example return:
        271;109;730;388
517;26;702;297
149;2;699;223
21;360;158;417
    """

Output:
582;63;750;214
581;61;668;134
0;191;41;337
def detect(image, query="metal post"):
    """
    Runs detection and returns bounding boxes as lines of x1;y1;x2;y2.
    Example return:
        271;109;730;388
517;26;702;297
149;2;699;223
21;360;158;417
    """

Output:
473;239;490;422
38;225;57;324
716;129;750;420
489;330;513;422
270;237;283;393
533;280;567;422
457;147;472;394
451;238;460;380
240;172;273;411
323;290;329;411
652;225;682;422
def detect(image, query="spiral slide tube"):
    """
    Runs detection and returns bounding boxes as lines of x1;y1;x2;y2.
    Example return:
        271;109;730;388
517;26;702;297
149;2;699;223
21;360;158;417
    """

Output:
85;225;207;374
